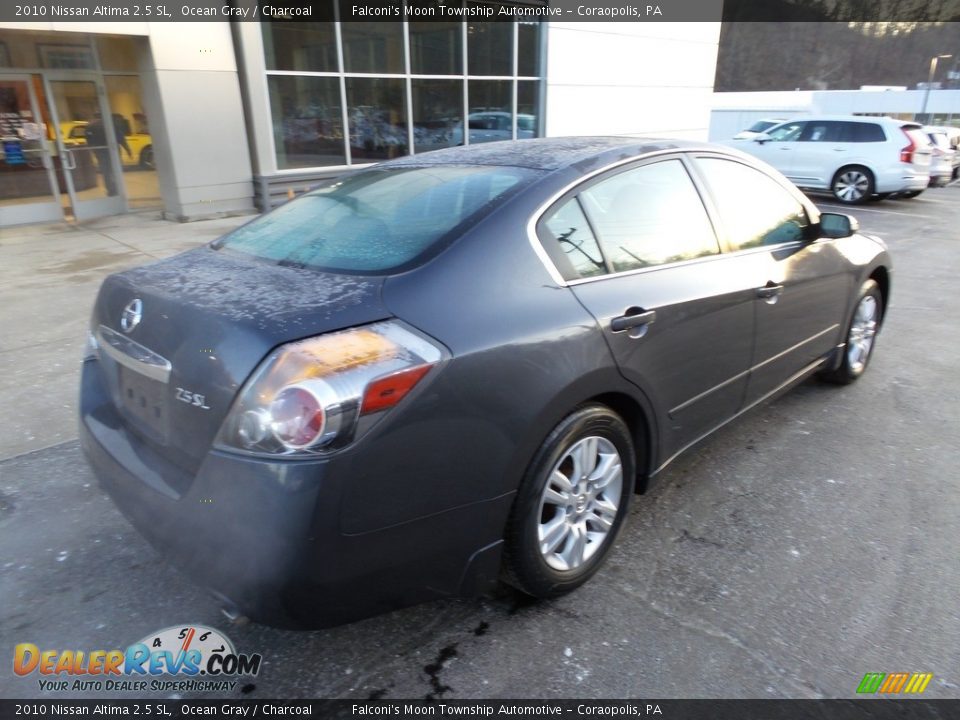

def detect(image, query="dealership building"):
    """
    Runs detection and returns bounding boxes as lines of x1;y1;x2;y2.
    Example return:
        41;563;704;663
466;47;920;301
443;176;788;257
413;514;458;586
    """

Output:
0;18;721;227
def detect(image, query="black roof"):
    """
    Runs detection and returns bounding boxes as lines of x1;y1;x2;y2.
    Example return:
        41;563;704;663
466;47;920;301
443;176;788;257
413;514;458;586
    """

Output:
381;136;716;171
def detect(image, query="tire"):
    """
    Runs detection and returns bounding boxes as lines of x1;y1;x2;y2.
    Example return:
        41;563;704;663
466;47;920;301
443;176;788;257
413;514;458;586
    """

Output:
831;166;874;205
139;145;154;170
820;279;883;385
503;404;635;599
898;190;922;199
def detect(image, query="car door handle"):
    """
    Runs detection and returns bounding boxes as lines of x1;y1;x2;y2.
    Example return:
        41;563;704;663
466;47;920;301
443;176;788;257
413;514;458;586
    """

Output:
610;308;657;333
756;283;784;299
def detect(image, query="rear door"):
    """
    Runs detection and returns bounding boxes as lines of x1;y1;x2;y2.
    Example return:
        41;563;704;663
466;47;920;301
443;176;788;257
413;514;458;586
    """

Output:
538;156;757;462
790;120;848;188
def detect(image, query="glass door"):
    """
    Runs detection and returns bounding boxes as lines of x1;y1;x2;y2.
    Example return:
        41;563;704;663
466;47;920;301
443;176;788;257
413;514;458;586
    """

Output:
43;73;125;221
0;74;63;225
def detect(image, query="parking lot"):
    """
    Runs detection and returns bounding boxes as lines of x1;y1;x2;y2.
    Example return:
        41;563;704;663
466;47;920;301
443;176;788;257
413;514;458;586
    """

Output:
1;186;959;700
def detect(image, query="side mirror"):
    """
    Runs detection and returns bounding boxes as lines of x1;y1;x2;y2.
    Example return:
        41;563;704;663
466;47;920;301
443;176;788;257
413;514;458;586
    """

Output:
819;212;859;239
753;132;773;144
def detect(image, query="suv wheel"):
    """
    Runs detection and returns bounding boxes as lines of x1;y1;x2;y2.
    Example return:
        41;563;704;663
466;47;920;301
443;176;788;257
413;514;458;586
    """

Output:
831;166;874;205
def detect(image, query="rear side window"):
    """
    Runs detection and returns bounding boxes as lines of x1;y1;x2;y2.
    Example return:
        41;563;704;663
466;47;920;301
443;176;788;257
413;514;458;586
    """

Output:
577;159;720;272
215;165;536;273
541;199;606;279
845;122;886;142
695;158;809;251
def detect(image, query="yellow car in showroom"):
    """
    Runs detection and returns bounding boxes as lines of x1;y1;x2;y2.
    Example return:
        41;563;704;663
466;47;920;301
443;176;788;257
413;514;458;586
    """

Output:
60;120;155;170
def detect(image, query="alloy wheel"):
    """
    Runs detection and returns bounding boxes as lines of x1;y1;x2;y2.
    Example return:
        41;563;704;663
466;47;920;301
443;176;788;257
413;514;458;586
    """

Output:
847;294;878;374
537;436;623;571
834;170;870;202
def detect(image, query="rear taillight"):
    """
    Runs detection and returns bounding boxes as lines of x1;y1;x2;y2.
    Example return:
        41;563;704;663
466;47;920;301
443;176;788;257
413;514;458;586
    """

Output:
900;128;917;164
216;321;445;456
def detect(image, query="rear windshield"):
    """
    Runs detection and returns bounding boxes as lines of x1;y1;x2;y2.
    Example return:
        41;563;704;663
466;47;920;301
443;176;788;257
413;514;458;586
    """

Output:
215;165;537;274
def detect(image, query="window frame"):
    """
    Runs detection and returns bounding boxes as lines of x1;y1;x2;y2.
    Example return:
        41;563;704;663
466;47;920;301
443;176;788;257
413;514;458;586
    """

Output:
534;152;727;284
257;17;547;176
685;152;821;255
529;150;829;287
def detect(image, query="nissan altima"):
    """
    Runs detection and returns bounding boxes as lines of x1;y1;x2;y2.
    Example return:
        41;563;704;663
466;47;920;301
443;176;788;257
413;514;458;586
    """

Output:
80;138;891;627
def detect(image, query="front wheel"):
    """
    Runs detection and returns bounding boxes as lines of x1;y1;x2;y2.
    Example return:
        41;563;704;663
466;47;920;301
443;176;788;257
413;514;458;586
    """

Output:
820;279;883;384
503;405;635;599
831;166;874;204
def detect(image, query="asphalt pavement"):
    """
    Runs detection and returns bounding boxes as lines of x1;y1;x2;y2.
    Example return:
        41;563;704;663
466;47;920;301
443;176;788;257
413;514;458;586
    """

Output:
1;189;958;700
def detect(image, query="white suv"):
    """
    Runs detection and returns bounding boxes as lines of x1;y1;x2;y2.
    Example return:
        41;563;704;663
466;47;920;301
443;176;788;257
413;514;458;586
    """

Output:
730;116;932;204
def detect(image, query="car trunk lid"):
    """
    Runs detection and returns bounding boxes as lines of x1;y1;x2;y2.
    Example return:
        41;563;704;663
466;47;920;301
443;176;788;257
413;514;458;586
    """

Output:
91;247;389;477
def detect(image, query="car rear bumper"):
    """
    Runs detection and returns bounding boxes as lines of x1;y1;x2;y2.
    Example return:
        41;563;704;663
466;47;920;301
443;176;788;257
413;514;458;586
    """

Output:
80;359;509;627
875;166;930;193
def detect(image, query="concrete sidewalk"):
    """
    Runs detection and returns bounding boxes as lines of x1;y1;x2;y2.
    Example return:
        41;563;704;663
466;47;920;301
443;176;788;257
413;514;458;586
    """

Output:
0;211;252;461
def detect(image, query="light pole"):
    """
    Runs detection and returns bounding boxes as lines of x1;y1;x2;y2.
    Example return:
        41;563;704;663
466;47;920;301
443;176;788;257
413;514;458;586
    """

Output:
920;54;952;122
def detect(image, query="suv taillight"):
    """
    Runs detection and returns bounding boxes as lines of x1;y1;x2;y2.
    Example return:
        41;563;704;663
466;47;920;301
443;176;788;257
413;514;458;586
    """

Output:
900;128;917;164
215;321;445;457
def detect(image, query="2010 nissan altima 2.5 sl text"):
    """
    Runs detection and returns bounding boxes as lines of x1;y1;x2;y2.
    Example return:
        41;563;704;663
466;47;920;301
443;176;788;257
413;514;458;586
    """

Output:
79;138;892;628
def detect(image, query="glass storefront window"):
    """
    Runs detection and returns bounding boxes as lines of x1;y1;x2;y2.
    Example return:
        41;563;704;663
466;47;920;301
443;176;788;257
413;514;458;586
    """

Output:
263;22;338;73
517;22;540;77
268;75;345;169
341;23;404;74
467;22;512;76
261;20;544;171
346;77;407;161
518;80;541;137
412;79;462;153
410;22;462;75
97;36;139;72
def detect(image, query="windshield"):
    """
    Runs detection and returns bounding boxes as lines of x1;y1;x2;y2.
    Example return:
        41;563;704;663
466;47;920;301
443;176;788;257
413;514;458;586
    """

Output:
215;165;537;274
747;120;776;133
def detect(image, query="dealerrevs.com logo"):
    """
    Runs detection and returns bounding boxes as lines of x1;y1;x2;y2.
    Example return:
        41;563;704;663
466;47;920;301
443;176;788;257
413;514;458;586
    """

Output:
13;625;262;693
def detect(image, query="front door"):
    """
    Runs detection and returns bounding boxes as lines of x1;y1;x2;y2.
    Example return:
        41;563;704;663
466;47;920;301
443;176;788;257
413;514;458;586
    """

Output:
690;155;852;406
0;74;62;225
43;74;125;221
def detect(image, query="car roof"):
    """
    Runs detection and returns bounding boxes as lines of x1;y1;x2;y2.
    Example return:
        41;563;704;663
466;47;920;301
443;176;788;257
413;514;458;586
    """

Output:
377;136;716;171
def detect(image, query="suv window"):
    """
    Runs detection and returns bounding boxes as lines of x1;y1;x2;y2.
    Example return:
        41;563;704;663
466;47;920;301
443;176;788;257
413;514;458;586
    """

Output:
216;165;537;273
768;121;805;141
799;121;844;142
577;159;720;272
845;122;886;142
695;158;809;251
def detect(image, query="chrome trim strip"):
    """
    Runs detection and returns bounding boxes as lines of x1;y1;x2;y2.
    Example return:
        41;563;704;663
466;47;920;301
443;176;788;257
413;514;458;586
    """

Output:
668;324;839;416
655;354;830;476
96;325;172;383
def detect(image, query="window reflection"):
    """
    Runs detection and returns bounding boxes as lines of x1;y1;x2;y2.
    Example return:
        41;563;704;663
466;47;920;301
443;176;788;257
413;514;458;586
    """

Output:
468;21;512;76
263;22;338;72
517;80;539;138
696;158;808;251
581;160;720;271
412;80;462;153
465;80;511;144
346;78;407;160
410;22;462;75
341;23;404;74
517;22;540;77
268;76;345;169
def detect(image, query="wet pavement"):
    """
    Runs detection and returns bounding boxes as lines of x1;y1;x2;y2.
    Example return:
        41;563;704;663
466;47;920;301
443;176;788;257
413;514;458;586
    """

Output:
1;188;958;700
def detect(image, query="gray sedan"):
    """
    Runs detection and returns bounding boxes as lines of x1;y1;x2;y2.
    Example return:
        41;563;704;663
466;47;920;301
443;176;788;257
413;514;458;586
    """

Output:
79;137;891;627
